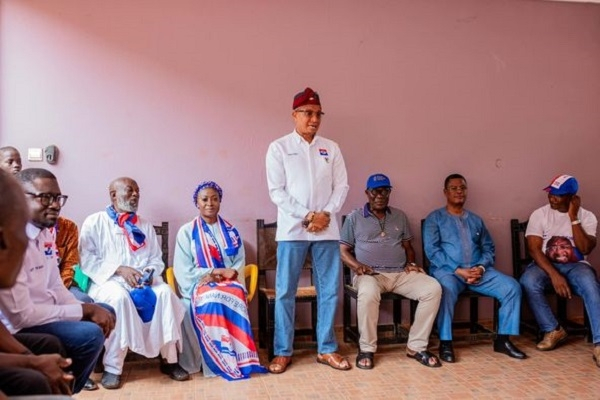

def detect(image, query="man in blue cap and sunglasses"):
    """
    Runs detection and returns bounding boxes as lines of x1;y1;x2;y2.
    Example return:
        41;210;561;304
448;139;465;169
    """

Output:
520;174;600;367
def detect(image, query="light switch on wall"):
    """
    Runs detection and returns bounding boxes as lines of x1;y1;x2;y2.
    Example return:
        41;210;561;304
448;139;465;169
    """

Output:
28;148;43;161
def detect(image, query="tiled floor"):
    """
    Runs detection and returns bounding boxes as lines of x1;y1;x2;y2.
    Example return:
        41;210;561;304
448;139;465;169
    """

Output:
74;331;600;400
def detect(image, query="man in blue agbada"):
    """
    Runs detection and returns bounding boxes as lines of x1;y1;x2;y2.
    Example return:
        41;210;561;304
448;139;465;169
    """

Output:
423;173;526;363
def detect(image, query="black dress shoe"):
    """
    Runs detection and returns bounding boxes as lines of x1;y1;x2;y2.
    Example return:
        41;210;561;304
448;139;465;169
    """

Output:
83;378;98;391
160;362;190;381
493;339;527;359
439;341;455;363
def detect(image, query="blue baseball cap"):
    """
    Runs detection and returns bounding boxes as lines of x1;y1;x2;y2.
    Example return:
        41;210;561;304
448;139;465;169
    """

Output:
544;175;578;196
130;286;157;323
366;173;392;190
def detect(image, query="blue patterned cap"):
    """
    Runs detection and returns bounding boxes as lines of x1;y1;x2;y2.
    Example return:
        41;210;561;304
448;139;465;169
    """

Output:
543;175;578;196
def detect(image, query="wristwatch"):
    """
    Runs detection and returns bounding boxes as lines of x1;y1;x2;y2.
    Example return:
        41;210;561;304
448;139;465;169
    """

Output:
571;219;581;226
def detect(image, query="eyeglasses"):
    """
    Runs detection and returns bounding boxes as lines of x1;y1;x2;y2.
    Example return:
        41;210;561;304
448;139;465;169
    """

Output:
446;185;468;192
25;192;68;207
368;188;391;198
295;109;325;119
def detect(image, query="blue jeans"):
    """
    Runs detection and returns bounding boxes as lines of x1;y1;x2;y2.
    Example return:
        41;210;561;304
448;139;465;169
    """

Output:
432;268;522;340
520;261;600;344
19;321;104;393
69;286;94;303
18;303;114;394
274;240;340;356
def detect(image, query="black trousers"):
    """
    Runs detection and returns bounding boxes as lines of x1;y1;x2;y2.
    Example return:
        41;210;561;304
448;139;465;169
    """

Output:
0;333;66;396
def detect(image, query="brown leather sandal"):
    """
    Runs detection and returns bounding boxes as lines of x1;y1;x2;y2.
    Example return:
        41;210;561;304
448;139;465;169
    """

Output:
268;356;292;374
317;353;351;371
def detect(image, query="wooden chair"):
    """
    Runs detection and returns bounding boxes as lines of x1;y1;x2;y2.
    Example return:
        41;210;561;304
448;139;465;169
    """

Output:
152;222;169;279
510;219;590;341
421;219;498;342
256;219;317;361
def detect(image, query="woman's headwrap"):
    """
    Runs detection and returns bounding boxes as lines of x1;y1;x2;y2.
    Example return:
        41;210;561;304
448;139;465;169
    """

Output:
192;181;223;206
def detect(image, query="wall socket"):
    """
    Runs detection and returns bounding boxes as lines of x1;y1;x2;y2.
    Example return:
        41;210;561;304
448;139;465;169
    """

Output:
28;148;43;161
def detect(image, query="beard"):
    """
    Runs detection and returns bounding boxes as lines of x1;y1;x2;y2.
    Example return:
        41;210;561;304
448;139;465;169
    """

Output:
117;198;138;213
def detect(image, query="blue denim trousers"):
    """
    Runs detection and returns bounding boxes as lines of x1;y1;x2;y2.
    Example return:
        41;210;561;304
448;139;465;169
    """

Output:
19;321;105;393
432;268;522;341
18;303;114;393
273;240;340;356
69;286;94;304
520;261;600;344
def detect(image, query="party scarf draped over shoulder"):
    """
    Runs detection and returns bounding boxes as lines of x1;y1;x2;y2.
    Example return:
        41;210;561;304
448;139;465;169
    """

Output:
106;205;146;251
191;216;241;269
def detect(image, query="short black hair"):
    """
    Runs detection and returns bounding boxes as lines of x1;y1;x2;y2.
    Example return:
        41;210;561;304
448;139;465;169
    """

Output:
16;168;57;185
0;146;20;154
444;173;466;189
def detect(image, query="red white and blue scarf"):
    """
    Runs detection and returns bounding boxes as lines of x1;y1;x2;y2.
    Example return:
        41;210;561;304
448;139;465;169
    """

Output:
191;216;240;269
106;205;146;251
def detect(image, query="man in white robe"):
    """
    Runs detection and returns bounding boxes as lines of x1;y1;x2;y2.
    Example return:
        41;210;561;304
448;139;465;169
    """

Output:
79;177;187;389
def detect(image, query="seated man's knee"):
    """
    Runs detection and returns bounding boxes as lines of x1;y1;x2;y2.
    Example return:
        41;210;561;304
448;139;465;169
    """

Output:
357;289;381;304
77;322;105;348
506;278;522;298
154;282;176;300
15;333;66;357
437;278;462;302
427;278;443;296
519;266;545;292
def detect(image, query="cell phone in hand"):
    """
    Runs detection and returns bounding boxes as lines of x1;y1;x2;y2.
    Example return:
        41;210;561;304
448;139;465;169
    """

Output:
138;269;154;286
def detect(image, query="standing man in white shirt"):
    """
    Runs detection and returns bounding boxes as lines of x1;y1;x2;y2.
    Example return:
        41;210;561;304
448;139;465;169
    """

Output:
265;87;350;374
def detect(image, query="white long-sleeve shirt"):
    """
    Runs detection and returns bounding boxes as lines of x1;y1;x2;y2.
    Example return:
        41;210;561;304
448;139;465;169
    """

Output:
0;223;82;334
266;131;349;241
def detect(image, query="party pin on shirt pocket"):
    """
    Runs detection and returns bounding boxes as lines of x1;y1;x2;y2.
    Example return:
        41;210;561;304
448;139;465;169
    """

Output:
319;148;329;163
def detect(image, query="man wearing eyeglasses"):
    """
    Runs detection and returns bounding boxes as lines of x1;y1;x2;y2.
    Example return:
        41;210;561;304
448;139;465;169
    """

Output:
0;168;73;398
0;148;98;390
423;173;526;363
340;174;442;369
0;168;115;394
266;87;350;373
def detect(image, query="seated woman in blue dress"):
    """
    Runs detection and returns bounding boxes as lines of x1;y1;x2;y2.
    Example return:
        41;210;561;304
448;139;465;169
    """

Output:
173;181;266;380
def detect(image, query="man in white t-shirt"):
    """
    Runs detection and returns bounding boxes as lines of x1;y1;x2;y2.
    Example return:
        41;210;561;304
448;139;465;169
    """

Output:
520;175;600;367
